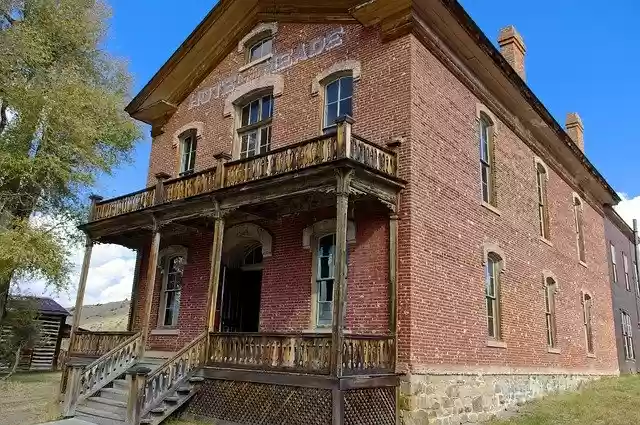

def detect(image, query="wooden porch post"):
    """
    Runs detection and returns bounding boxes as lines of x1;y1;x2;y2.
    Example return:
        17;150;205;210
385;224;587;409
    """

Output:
140;219;162;357
206;213;226;332
389;211;399;334
331;168;352;424
68;194;102;351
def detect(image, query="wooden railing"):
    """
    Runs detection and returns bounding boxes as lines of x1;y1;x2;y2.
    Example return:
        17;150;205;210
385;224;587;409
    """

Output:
207;332;332;374
69;330;138;357
63;332;141;416
342;335;395;375
93;188;155;221
89;121;399;223
141;332;207;416
224;135;338;187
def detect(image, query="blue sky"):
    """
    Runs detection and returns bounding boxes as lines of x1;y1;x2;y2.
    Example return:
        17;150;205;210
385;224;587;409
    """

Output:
37;1;640;307
98;0;639;200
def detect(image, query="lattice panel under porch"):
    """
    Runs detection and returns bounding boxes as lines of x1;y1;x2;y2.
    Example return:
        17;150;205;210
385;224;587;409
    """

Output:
187;379;332;425
344;387;396;425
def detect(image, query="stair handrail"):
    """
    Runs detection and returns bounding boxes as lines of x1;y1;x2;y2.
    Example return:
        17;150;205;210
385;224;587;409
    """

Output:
140;332;207;417
76;331;142;404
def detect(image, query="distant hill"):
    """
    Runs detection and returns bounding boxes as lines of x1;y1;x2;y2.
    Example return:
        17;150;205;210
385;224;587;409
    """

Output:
67;300;130;331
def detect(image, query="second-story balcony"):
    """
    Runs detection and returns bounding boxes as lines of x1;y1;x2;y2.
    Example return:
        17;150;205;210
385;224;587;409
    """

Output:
82;118;404;244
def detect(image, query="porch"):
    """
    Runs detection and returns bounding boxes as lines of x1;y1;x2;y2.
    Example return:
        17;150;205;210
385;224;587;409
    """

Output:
63;117;404;425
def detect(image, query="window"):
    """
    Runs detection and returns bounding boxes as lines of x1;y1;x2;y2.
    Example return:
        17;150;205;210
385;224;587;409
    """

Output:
179;132;197;175
623;252;630;291
622;311;635;360
485;254;502;339
610;243;618;284
315;234;336;327
573;197;586;263
244;245;263;267
238;94;273;159
161;255;185;327
480;115;496;206
536;163;550;239
324;75;353;132
582;293;594;355
545;278;557;348
248;36;272;63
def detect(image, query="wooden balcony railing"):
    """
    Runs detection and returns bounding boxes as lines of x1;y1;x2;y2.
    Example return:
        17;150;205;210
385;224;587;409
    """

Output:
207;332;395;376
90;122;399;223
69;330;138;357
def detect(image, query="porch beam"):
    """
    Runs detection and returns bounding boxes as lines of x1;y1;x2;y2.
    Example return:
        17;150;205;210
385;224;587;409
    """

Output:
330;168;353;379
140;219;162;356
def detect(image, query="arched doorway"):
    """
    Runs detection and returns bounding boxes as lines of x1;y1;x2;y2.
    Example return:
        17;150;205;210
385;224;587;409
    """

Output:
217;224;271;332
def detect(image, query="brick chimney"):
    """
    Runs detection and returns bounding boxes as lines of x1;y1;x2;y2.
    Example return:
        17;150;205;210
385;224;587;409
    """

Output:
498;26;526;81
566;112;584;151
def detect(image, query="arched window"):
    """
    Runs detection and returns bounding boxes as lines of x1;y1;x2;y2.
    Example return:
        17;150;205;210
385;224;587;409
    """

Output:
316;234;336;327
323;75;353;133
160;255;185;327
179;130;197;175
545;277;557;348
243;245;264;267
582;293;594;354
479;114;496;206
536;162;550;239
485;252;503;340
248;36;273;63
573;196;586;263
238;93;273;158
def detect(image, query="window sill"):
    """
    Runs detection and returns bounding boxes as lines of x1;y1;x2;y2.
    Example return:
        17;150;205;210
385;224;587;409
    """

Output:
547;347;561;354
586;353;596;359
579;260;588;269
239;53;273;73
486;339;507;349
481;202;502;217
539;237;553;247
151;328;180;336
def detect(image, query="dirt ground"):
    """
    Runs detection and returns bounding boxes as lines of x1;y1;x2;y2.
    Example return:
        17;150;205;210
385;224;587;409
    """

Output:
0;372;61;425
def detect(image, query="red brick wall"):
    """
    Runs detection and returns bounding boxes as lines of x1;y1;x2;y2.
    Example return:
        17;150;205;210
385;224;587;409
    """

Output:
404;34;617;373
147;23;411;184
132;204;390;351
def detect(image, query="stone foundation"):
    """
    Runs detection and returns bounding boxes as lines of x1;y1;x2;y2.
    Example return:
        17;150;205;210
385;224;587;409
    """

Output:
399;373;598;424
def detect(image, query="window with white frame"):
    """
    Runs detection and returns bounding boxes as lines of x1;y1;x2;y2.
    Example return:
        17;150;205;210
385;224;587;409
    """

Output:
536;163;550;239
323;75;353;132
480;114;496;206
485;253;503;340
179;132;197;175
315;234;336;327
574;197;586;262
248;36;272;63
238;94;273;159
611;243;618;284
623;252;630;291
622;310;635;360
583;293;594;355
545;277;558;348
160;255;185;327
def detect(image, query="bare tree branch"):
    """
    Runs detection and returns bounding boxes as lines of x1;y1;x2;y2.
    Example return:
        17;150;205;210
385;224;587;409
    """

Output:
2;12;15;25
0;99;8;135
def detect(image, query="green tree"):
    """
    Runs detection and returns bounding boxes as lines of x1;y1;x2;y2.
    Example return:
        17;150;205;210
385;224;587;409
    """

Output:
0;0;141;318
0;297;40;379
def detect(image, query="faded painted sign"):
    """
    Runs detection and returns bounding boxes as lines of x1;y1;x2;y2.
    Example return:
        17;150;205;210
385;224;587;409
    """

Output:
188;27;345;110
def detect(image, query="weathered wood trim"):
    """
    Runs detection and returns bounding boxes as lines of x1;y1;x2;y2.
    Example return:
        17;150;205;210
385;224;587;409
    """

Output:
140;223;161;355
206;214;226;334
69;236;93;353
389;212;398;335
127;249;143;332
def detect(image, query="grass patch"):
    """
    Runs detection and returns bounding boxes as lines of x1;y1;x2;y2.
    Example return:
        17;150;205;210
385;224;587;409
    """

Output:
0;372;61;425
489;375;640;425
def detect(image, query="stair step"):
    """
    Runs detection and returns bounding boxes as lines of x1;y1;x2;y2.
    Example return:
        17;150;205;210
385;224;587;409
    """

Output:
140;419;153;425
97;387;129;402
76;413;125;425
188;376;204;383
141;388;199;425
150;406;166;415
84;397;127;414
176;386;191;394
76;405;125;421
112;379;130;390
164;396;179;404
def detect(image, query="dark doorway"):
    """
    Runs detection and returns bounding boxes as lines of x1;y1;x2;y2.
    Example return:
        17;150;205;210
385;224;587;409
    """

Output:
219;269;262;332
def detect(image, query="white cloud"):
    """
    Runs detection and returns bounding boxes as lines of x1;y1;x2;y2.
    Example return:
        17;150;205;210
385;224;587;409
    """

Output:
21;243;136;308
615;193;640;229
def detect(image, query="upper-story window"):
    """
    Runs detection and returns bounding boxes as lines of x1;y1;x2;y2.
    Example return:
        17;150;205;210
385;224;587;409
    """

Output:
248;36;272;63
480;114;496;206
179;131;197;175
536;163;550;239
573;196;586;263
623;252;630;291
324;75;353;133
582;293;594;355
610;243;618;284
485;252;503;340
238;94;273;159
